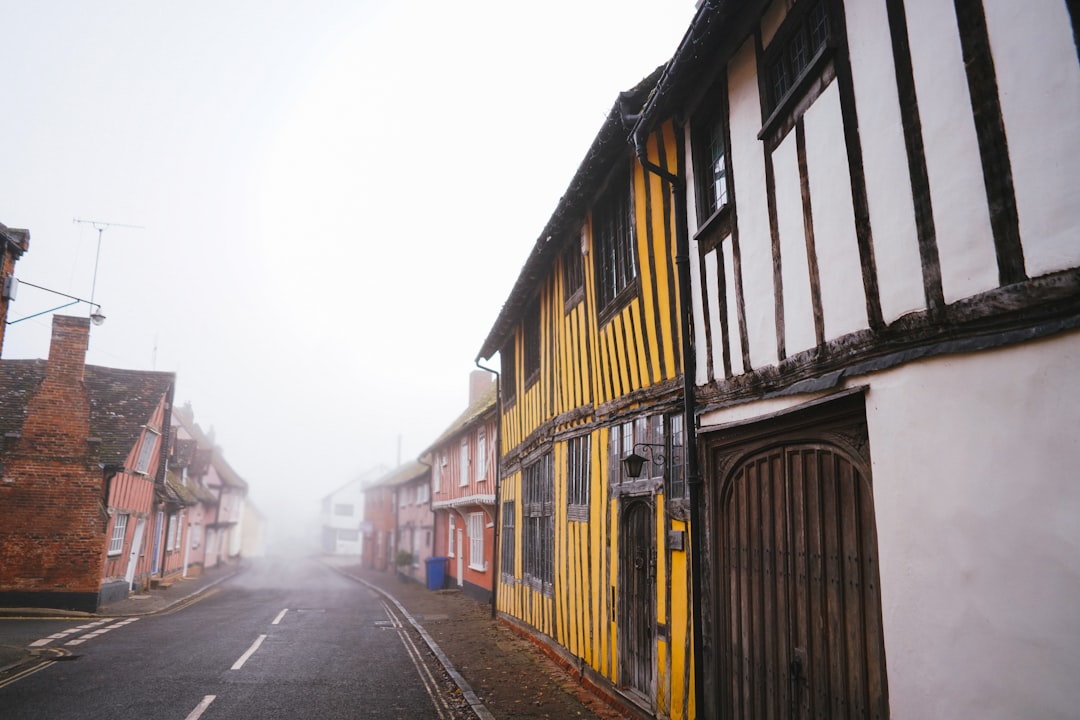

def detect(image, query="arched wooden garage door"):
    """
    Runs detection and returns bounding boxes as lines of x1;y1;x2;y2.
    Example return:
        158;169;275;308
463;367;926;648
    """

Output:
713;416;888;719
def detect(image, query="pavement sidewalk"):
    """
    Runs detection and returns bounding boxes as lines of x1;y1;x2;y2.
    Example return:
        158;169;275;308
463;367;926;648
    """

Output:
323;556;633;720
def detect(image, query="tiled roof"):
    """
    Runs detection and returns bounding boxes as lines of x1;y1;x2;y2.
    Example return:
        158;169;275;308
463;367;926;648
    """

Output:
366;460;429;490
420;381;497;457
0;360;174;466
84;364;174;464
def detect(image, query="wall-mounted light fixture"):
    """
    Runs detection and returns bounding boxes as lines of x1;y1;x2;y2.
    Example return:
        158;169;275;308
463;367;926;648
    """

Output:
5;278;105;327
622;442;668;479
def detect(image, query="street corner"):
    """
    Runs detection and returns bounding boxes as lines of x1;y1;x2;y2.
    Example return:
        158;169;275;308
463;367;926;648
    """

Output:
0;644;74;678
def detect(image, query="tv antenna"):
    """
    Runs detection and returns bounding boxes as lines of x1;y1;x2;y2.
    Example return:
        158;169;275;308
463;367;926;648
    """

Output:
73;218;144;312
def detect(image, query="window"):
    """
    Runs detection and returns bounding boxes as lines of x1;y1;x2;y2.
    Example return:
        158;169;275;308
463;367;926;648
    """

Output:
501;501;515;577
523;299;541;384
166;514;177;552
501;341;516;403
339;529;359;542
563;233;585;308
694;85;730;225
174;511;185;550
433;453;443;492
594;176;636;310
460;440;470;487
666;413;687;499
192;521;202;549
135;430;160;474
467;512;485;571
765;1;831;115
334;503;354;516
109;513;128;555
417;483;429;504
477;429;487;482
566;435;591;522
448;514;456;557
522;453;554;592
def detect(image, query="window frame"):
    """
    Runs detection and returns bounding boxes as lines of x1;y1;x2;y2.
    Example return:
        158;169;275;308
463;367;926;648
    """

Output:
593;171;637;315
108;513;129;556
501;500;515;579
333;503;354;516
166;514;177;552
563;230;585;310
459;439;470;487
566;435;591;522
523;299;541;386
522;453;554;594
759;0;836;146
448;513;456;558
466;512;486;571
477;429;487;482
134;429;160;475
692;78;735;249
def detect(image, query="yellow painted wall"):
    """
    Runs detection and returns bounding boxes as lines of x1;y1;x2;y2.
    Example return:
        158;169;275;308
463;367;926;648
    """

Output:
495;120;696;717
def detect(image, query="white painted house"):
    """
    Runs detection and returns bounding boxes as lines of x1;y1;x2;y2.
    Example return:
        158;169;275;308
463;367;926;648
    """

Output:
320;468;385;556
632;1;1080;718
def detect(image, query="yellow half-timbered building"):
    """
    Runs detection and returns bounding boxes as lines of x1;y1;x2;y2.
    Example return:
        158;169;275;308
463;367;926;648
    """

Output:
477;68;698;719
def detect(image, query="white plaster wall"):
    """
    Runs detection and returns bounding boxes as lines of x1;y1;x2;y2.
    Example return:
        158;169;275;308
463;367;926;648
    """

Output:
774;129;817;355
868;329;1080;719
803;82;869;340
906;0;999;304
983;1;1080;279
844;0;926;323
728;38;779;371
723;239;745;376
704;247;726;379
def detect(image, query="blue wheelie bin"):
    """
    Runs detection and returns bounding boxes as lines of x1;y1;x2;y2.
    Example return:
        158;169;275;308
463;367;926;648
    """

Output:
425;556;447;590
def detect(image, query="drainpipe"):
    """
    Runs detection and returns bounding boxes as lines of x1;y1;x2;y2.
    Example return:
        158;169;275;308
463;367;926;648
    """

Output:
634;125;706;716
475;358;501;620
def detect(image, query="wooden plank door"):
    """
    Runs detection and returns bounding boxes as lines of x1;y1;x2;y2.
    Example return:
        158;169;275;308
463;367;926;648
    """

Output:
718;442;888;719
619;499;655;700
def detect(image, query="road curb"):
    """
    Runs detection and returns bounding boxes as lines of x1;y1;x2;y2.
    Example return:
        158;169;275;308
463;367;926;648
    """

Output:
101;566;245;617
326;562;496;720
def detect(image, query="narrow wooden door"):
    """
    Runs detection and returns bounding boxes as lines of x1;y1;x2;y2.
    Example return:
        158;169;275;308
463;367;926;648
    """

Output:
619;500;655;699
717;442;888;719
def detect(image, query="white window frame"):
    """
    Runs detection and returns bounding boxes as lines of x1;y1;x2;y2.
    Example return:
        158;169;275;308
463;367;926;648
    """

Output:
477;429;487;482
134;429;160;474
166;514;177;552
433;453;443;492
192;521;202;549
448;514;456;557
459;440;470;487
467;512;486;571
174;511;185;550
109;513;129;556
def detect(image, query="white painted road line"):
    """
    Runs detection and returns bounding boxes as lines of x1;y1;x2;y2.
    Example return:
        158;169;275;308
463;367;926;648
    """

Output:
65;617;139;646
29;618;118;647
183;695;217;720
271;608;288;625
231;634;267;670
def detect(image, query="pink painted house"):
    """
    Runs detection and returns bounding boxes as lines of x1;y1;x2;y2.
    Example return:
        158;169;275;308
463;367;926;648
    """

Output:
394;461;433;585
422;371;498;601
169;404;248;575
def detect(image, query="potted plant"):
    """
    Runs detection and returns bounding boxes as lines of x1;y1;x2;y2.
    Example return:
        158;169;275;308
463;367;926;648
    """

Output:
395;550;414;581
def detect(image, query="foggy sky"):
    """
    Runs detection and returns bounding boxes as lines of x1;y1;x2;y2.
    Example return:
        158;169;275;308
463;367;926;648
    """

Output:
0;0;696;536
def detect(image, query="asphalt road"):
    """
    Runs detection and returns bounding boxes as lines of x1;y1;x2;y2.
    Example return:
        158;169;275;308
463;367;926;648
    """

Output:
0;556;465;719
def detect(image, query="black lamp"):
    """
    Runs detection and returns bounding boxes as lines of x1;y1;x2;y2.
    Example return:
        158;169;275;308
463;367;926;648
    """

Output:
622;443;666;479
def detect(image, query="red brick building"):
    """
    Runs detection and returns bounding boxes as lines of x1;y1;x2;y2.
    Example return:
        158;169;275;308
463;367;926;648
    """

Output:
0;315;174;611
0;222;29;354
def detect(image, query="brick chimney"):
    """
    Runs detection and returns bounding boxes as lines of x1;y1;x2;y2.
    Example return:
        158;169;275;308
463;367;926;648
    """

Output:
46;315;91;383
469;369;494;405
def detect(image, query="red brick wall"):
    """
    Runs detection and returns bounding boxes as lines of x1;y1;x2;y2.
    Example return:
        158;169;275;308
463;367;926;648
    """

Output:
0;316;106;611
